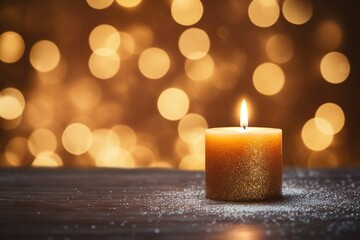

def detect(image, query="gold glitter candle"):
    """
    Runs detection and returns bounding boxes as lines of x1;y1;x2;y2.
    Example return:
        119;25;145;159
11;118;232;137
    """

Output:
205;100;282;201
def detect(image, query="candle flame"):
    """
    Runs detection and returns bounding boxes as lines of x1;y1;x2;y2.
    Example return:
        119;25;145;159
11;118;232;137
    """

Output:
240;99;248;129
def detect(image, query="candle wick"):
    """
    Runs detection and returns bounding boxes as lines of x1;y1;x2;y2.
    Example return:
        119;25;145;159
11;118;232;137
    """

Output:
243;126;246;130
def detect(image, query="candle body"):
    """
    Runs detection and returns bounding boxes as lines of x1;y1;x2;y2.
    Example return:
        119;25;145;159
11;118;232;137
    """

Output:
205;127;282;201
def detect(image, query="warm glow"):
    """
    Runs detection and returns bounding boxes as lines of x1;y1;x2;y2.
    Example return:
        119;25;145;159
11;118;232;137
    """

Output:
89;24;120;54
253;62;285;95
212;63;239;90
308;150;338;168
62;123;93;155
30;40;61;72
138;47;170;79
118;31;135;60
89;129;120;160
0;31;25;63
316;20;342;51
68;78;102;111
248;0;280;28
126;24;153;54
315;103;345;134
95;147;135;168
116;0;142;8
28;129;58;156
178;28;210;60
0;88;25;120
185;54;214;81
171;0;203;26
320;52;350;84
157;88;189;121
265;34;294;63
282;0;313;25
4;137;28;167
32;151;63;168
86;0;113;9
178;113;208;143
131;145;155;167
240;100;248;128
302;118;333;151
179;154;205;171
88;51;120;79
111;124;137;150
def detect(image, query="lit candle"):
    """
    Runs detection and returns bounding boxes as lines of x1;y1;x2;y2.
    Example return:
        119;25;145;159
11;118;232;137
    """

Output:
205;100;282;201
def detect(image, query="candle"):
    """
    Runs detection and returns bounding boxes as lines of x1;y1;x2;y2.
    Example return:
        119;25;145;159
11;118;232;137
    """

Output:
205;100;282;201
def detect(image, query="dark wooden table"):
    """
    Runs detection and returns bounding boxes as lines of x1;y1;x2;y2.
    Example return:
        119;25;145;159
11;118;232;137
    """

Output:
0;168;359;239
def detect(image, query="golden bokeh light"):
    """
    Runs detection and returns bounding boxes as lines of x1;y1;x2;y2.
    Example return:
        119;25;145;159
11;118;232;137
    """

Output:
89;51;120;79
315;103;345;134
151;161;174;169
32;151;63;168
248;0;280;28
28;128;58;156
4;137;29;167
0;87;25;120
265;34;294;63
179;154;205;171
89;24;120;54
118;31;135;60
308;150;338;168
282;0;313;25
86;0;113;9
253;63;285;95
95;147;135;168
111;124;137;150
126;24;153;54
171;0;203;26
189;131;205;157
138;47;170;79
37;58;68;84
185;54;214;81
116;0;142;8
62;123;93;155
316;20;342;51
68;78;102;111
0;31;25;63
89;128;120;159
30;40;61;72
320;52;350;84
178;113;208;143
302;118;333;151
178;28;210;60
157;88;189;121
131;145;155;167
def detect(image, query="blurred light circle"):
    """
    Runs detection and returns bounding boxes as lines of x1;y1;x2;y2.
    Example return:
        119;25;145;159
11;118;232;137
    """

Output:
265;34;294;63
111;124;137;150
301;118;333;151
32;151;63;168
89;51;120;79
320;52;350;84
282;0;313;25
185;54;214;81
212;62;239;90
131;145;155;167
179;154;205;170
5;137;28;167
157;88;189;121
95;147;135;168
118;31;135;60
138;47;170;79
171;0;203;26
30;40;60;72
178;28;210;60
89;24;120;54
62;123;93;155
248;0;280;28
0;88;25;120
178;113;208;143
89;129;120;159
316;20;342;51
315;102;345;134
86;0;113;9
116;0;142;8
253;63;285;95
126;24;153;54
28;128;58;156
0;31;25;63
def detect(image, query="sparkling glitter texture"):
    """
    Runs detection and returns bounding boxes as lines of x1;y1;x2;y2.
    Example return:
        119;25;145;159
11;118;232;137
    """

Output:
205;127;282;201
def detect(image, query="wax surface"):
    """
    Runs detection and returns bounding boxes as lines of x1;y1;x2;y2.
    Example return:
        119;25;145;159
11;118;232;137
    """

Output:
205;127;282;201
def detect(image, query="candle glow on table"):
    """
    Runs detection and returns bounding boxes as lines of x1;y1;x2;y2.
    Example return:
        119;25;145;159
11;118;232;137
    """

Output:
205;100;282;201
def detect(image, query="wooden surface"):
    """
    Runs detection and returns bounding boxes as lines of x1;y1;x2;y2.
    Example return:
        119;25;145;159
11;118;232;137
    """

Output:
0;168;359;239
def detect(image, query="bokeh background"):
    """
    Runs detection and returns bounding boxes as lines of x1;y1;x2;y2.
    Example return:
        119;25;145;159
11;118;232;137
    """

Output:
0;0;359;169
